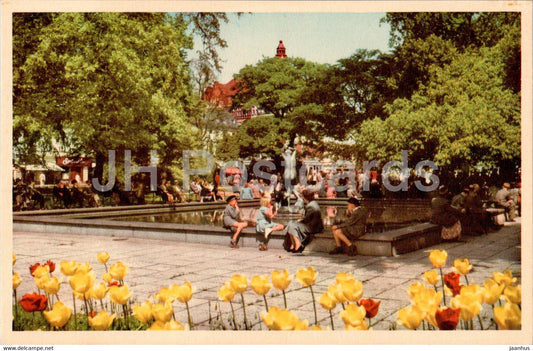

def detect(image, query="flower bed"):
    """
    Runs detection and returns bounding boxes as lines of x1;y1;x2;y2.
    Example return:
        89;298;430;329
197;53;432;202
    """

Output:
12;249;521;331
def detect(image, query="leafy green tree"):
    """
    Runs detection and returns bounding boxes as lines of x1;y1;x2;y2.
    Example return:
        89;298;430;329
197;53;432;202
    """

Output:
357;41;520;174
233;57;329;146
14;13;200;180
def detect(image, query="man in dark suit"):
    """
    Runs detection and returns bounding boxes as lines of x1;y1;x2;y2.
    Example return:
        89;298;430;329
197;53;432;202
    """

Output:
329;197;368;256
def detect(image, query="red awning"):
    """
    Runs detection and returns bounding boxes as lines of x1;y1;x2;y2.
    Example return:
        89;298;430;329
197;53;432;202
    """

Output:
225;167;242;175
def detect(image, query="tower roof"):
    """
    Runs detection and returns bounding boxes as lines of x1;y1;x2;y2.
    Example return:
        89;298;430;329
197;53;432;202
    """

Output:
276;40;287;58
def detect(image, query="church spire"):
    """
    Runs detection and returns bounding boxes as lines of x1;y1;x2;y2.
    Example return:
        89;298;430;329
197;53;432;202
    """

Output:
275;40;287;58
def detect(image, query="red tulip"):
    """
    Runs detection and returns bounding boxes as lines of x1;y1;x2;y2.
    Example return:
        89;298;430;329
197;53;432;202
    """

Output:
29;263;41;277
108;281;121;287
88;311;97;318
45;260;56;273
444;272;462;296
435;307;461;330
359;298;381;319
19;292;48;312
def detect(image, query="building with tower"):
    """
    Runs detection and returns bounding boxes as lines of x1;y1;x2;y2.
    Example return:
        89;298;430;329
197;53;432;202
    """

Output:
202;40;288;123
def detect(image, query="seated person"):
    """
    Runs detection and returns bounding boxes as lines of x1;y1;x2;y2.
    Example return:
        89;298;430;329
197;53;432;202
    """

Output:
495;182;517;221
53;181;72;208
223;195;248;248
255;197;284;251
240;182;254;200
169;180;185;203
329;197;367;256
465;183;490;234
430;185;465;241
70;180;85;208
285;190;323;253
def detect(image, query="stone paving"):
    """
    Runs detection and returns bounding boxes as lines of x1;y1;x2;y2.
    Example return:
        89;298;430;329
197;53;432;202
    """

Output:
12;218;521;331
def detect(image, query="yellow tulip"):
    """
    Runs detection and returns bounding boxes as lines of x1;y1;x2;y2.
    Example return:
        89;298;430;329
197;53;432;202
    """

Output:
155;286;176;304
310;325;325;330
60;260;79;276
397;305;424;330
88;310;116;330
261;306;308;330
102;272;112;283
344;322;369;330
335;272;356;284
453;258;472;275
76;262;93;274
43;301;72;328
340;304;366;327
172;281;195;303
428;249;448;268
133;300;153;324
296;267;317;287
251;275;271;296
68;271;95;294
229;274;248;294
423;270;440;286
148;320;185;330
109;261;129;281
412;288;442;316
460;284;484;305
406;282;426;299
340;280;363;302
328;284;347;304
451;294;482;321
96;252;110;264
92;282;108;300
493;269;517;287
218;282;235;302
33;265;50;279
494;302;521;330
13;253;16;265
482;279;504;305
43;276;61;295
271;269;292;291
34;274;50;290
13;273;22;290
151;302;173;323
109;285;133;305
319;291;337;310
504;285;521;305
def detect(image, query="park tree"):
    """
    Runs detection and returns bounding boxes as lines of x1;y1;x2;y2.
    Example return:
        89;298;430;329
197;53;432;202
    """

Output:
13;12;234;182
232;57;329;147
356;37;520;176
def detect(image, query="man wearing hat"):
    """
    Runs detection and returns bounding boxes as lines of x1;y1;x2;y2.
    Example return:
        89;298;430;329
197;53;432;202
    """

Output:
494;182;516;221
223;195;248;248
329;197;368;256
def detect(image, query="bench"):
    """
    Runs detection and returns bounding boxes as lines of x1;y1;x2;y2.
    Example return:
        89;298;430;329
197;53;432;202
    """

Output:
485;208;506;226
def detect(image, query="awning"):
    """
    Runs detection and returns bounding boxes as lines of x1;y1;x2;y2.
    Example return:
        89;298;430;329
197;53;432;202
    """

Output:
21;163;65;172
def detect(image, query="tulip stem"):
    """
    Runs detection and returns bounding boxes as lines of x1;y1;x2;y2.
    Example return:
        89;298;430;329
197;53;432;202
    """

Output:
72;293;77;330
100;299;105;312
477;315;484;330
240;293;248;330
329;310;335;330
341;303;345;310
229;301;237;330
439;268;447;306
309;285;318;326
13;290;19;330
263;295;269;312
282;290;287;309
122;304;129;329
464;274;470;286
186;301;194;330
492;305;498;330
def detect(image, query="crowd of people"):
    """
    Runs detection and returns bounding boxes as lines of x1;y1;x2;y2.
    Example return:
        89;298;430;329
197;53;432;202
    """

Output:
430;181;520;242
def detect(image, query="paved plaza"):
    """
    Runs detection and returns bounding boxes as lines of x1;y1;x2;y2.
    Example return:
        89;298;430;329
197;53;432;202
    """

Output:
12;219;521;331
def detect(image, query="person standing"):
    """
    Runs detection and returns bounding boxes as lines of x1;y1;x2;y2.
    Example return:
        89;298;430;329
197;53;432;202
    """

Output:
223;195;248;248
329;197;368;256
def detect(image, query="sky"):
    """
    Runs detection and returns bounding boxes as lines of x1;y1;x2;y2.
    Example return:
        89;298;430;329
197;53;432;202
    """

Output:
195;12;393;83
